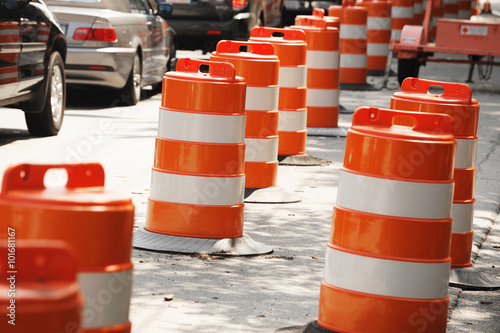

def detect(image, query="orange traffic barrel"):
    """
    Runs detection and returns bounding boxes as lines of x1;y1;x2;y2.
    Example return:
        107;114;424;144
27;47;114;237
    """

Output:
319;107;455;332
391;78;500;290
133;58;272;255
459;0;472;18
390;0;414;41
359;0;392;76
289;21;343;133
250;27;309;158
0;163;134;333
443;0;459;18
211;40;301;203
295;7;341;29
0;240;83;333
328;3;369;87
414;0;424;24
210;40;279;189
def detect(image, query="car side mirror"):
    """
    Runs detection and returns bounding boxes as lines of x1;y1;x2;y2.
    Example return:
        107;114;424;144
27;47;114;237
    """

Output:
0;0;31;11
157;3;173;17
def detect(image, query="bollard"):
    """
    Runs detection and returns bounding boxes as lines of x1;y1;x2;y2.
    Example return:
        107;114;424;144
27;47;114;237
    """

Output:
211;40;301;203
0;240;83;333
133;58;273;255
391;78;500;290
0;163;134;333
276;107;456;332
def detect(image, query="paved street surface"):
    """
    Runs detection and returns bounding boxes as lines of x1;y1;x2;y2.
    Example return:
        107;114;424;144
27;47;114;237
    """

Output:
1;30;500;333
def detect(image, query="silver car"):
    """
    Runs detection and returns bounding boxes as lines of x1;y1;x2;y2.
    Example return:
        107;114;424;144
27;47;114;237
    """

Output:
46;0;174;105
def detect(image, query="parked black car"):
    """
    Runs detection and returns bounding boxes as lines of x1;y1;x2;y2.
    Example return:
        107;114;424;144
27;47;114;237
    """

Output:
156;0;282;52
0;0;67;136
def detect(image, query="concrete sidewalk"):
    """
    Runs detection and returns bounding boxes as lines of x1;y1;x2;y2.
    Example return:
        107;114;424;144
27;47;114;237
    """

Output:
129;51;500;332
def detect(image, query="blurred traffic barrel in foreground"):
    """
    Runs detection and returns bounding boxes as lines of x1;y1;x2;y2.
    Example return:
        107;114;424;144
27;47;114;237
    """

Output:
0;163;135;333
0;240;83;333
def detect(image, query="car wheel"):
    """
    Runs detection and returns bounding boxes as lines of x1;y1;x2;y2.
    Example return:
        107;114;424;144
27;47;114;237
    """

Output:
397;57;420;86
25;51;65;136
121;52;142;106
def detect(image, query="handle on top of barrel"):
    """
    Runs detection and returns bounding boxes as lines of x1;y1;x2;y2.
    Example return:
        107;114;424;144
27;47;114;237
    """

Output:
342;0;355;7
250;26;306;41
216;39;275;56
353;106;455;134
175;57;236;79
313;7;325;17
0;239;77;281
311;18;328;29
400;78;473;102
1;163;105;193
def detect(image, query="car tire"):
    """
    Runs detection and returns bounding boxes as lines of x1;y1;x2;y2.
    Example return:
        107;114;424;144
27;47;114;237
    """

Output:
25;51;65;136
397;57;420;86
121;52;142;106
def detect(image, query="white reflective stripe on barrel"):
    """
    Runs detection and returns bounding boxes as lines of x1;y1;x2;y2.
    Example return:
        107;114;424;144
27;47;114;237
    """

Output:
339;25;367;39
392;7;414;18
443;0;459;4
337;170;454;219
150;170;245;205
451;202;474;233
79;269;133;328
307;89;340;107
459;10;471;18
278;66;307;87
158;109;245;144
245;137;279;162
0;29;18;36
0;69;17;81
278;110;307;131
444;13;459;18
392;30;402;40
340;54;367;68
245;86;279;111
307;50;339;69
367;43;390;56
455;138;477;168
367;17;392;30
324;247;450;299
414;3;423;13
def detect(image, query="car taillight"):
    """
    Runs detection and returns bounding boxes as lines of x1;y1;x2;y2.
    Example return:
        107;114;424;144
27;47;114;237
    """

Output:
73;27;117;42
232;0;246;10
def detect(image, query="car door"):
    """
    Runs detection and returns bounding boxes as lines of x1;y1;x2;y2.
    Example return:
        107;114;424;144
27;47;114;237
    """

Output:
13;3;48;98
0;10;21;99
129;0;167;85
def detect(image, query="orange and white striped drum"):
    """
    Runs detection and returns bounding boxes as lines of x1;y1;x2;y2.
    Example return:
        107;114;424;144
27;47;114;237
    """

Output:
290;20;340;128
443;0;459;18
458;0;472;18
147;58;246;238
250;27;308;156
0;163;135;333
210;40;279;189
413;0;424;24
317;107;455;332
390;0;414;41
391;78;480;269
359;0;392;75
295;8;341;29
328;3;368;85
0;240;83;333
